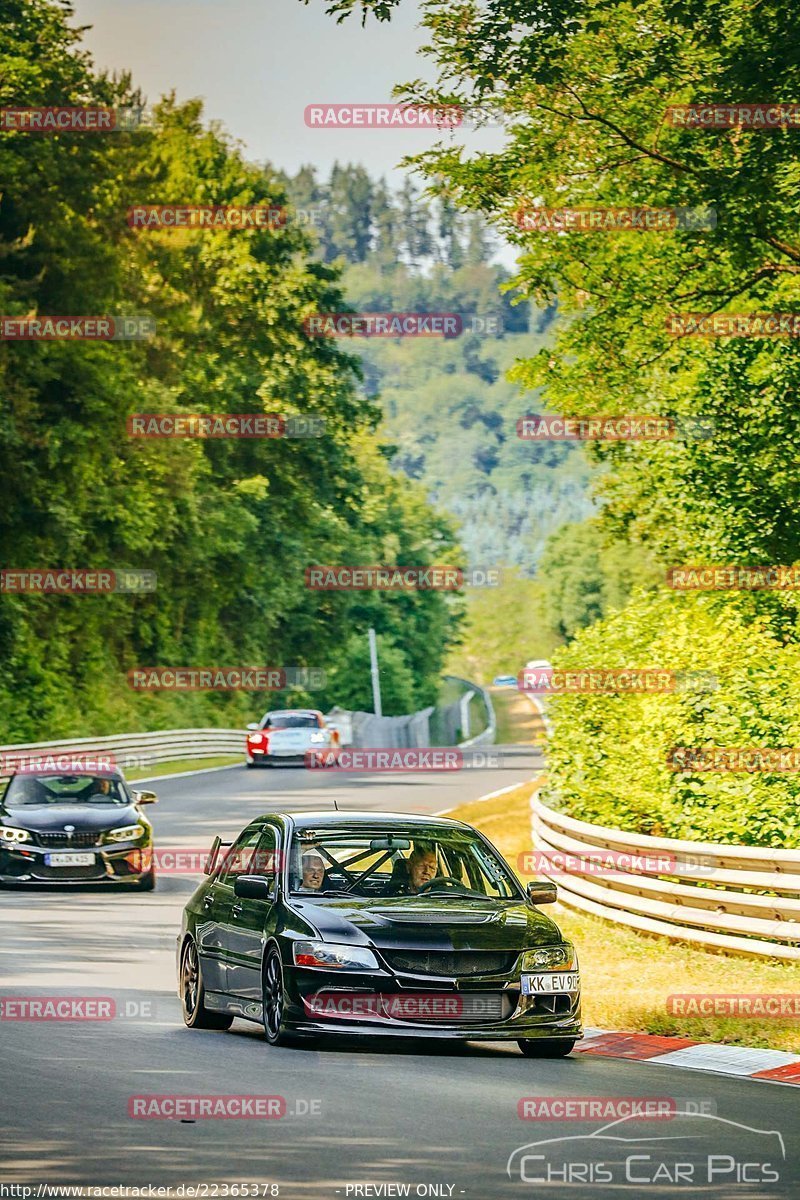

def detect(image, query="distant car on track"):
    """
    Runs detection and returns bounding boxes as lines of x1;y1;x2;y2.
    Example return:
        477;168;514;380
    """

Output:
245;708;339;768
492;674;519;687
0;768;157;889
177;810;581;1054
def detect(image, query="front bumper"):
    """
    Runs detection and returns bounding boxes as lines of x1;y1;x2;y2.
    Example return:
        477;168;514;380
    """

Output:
0;842;153;885
284;964;582;1042
247;738;337;766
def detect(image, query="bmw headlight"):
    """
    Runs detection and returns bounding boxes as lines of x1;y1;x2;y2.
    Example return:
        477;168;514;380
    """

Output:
0;826;31;844
104;824;145;843
293;940;380;971
521;943;577;971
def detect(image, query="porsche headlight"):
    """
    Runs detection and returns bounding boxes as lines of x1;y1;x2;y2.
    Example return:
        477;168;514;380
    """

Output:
105;824;145;843
521;943;577;972
0;826;31;844
309;732;326;743
293;940;380;971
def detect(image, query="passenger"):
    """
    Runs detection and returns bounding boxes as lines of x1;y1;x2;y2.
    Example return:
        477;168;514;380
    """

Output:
299;851;326;892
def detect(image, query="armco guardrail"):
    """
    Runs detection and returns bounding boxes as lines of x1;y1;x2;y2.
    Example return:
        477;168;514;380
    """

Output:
330;677;495;750
327;705;434;750
436;676;496;747
0;729;244;772
531;792;800;961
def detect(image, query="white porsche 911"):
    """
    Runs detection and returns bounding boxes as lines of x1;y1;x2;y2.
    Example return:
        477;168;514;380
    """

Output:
245;709;340;767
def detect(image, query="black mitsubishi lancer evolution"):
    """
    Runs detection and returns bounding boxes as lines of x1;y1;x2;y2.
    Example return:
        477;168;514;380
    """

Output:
177;810;581;1055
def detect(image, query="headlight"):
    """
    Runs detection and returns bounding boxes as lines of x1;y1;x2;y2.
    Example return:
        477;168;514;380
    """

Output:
521;943;577;972
0;826;31;844
309;732;326;743
105;824;145;843
293;940;380;971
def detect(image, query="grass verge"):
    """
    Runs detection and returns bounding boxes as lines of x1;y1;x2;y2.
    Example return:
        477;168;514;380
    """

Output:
446;782;800;1054
489;686;544;745
125;755;242;782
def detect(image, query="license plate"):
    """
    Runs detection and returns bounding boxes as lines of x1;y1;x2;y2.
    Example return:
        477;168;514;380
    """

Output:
521;972;580;995
45;852;96;867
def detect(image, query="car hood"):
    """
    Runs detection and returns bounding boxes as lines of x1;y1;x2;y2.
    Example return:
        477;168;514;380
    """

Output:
287;894;563;951
0;803;141;833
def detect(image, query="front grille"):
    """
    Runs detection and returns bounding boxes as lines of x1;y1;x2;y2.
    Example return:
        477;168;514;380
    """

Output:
389;993;508;1023
35;832;100;849
34;864;106;881
382;950;518;977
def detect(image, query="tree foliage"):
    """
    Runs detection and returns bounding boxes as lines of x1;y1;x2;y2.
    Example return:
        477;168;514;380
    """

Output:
310;0;800;842
0;0;463;737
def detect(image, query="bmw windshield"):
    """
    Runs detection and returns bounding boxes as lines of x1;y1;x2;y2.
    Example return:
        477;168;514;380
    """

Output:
3;774;132;807
289;825;522;900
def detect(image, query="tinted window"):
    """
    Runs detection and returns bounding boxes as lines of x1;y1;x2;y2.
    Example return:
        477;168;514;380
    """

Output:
250;826;279;878
218;826;265;884
4;774;130;807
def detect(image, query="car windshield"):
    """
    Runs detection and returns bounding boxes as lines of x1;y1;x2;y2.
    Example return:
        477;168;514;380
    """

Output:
3;773;131;807
262;713;319;729
289;825;521;900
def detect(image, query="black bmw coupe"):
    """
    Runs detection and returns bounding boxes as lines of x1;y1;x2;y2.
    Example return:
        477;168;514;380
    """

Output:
177;810;581;1055
0;768;157;888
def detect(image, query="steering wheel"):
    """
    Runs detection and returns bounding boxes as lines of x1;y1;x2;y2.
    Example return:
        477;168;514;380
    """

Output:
416;875;470;894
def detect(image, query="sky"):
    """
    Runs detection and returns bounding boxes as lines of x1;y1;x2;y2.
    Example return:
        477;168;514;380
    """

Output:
70;0;502;184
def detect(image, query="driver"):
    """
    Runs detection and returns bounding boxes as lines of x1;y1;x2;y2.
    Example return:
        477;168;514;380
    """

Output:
90;778;112;799
299;851;326;892
390;841;438;895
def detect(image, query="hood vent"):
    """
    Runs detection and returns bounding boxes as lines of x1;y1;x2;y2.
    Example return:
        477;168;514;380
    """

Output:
374;910;495;925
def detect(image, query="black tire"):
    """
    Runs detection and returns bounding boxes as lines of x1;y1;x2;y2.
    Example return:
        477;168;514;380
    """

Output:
246;760;255;769
262;945;292;1045
180;938;233;1030
518;1038;576;1058
136;868;156;892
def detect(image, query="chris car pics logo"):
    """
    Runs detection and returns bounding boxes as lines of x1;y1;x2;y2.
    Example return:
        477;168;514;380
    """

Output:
507;1113;784;1186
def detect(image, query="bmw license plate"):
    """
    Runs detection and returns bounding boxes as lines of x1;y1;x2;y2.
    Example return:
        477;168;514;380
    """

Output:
521;972;580;994
45;852;96;867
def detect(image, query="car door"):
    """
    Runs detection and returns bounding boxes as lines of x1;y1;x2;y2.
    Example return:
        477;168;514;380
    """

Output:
199;824;264;994
223;823;281;1003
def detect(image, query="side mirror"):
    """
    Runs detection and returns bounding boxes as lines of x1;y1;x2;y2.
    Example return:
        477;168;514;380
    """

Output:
246;723;260;732
527;881;557;905
132;790;158;805
234;874;274;901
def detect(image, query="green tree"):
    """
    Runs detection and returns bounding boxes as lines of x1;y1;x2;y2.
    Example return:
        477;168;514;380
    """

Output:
0;0;463;739
537;521;661;641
